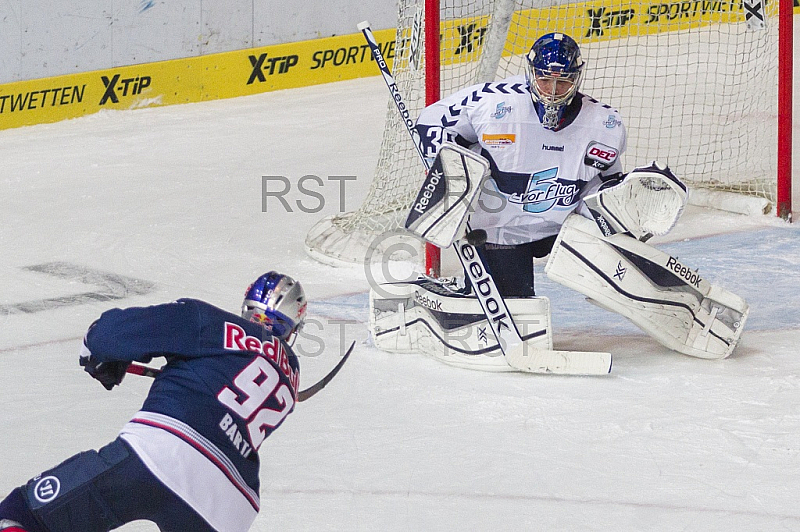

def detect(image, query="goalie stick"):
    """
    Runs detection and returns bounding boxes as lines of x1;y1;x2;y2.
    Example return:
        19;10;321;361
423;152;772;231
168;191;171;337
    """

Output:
359;21;610;375
125;341;356;402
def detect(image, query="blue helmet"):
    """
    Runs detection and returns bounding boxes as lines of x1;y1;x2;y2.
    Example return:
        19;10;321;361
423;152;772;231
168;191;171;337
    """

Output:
525;33;584;130
242;271;307;341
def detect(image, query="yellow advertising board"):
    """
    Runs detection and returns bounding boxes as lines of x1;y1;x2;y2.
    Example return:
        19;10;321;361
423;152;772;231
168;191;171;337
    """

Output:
0;28;396;130
0;0;793;131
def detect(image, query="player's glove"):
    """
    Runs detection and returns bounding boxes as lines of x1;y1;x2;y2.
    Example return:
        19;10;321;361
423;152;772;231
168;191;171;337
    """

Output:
79;354;130;391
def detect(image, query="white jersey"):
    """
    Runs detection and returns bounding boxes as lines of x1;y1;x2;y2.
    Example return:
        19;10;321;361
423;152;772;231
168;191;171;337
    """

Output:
416;74;627;246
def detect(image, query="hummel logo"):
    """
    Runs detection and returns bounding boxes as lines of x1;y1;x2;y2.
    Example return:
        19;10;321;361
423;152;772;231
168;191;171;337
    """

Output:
542;144;564;152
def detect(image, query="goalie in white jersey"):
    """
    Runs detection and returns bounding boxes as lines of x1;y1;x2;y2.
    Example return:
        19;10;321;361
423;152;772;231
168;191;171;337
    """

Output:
371;32;748;367
415;32;626;296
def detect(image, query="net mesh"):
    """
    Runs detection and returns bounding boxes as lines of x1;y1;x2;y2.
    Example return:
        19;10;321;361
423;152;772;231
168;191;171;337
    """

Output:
305;0;779;264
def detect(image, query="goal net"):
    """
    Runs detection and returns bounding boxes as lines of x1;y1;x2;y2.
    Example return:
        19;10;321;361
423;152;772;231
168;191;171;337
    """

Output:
305;0;782;268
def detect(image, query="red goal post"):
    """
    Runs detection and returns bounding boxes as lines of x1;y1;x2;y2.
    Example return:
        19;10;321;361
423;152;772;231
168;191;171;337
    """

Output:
305;0;793;276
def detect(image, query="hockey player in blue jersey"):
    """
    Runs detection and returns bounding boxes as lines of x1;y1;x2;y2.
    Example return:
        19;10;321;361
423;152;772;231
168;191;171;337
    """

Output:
415;32;627;296
0;271;307;532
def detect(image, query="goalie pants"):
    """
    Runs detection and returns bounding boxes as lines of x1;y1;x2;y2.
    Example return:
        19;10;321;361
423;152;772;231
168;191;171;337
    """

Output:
465;236;557;297
0;437;215;532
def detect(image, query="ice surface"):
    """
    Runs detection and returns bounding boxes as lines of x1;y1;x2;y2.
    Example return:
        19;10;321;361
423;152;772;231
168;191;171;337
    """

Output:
1;69;799;531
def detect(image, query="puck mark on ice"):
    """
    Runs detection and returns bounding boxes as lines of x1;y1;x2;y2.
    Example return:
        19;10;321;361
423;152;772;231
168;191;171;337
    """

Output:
0;262;156;315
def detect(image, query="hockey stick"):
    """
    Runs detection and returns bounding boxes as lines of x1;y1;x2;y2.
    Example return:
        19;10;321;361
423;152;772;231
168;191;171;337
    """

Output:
359;21;610;375
297;340;355;401
125;341;356;402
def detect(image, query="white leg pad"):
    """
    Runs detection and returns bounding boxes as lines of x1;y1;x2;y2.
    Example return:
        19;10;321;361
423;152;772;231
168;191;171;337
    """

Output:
545;215;749;359
370;277;552;371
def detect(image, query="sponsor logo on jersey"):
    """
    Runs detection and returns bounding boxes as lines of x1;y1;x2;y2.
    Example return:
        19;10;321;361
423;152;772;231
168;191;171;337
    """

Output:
33;476;61;503
490;102;512;119
584;141;619;170
414;291;443;311
224;322;297;386
509;168;579;213
542;144;564;152
603;114;622;128
665;256;703;287
481;133;516;148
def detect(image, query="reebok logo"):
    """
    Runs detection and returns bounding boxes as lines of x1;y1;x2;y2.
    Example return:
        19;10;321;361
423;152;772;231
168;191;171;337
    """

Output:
458;243;511;334
412;169;443;215
595;214;612;236
415;291;443;311
665;257;702;287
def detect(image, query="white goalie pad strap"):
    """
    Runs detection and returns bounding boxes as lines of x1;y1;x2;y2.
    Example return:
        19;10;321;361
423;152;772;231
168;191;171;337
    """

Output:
545;214;749;359
404;142;490;248
369;276;552;372
583;161;688;240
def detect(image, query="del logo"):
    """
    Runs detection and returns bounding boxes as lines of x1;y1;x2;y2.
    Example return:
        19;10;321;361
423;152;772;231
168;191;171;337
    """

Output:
510;167;579;213
482;133;515;148
224;322;294;381
99;74;152;105
490;102;512;119
584;141;618;170
33;476;60;503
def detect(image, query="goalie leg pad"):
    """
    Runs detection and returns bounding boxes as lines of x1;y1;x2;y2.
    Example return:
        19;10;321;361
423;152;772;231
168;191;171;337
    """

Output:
545;214;748;359
370;276;552;371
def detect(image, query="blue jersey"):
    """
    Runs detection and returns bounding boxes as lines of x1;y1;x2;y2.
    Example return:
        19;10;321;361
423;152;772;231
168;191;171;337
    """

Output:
82;298;300;532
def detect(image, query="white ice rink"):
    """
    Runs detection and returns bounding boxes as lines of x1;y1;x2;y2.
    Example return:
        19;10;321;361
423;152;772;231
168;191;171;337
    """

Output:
2;53;800;530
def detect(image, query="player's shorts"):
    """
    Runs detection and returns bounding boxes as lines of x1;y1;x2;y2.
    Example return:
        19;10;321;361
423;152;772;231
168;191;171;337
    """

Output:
18;437;217;532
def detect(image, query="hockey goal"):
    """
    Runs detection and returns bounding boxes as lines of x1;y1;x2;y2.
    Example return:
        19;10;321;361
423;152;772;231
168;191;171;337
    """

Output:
305;0;792;274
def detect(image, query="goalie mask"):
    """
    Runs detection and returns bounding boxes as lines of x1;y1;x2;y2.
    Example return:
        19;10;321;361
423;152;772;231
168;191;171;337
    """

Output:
526;33;584;130
242;271;307;342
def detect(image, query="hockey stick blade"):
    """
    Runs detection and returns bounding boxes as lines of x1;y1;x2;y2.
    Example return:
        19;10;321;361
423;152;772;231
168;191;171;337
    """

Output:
504;342;612;376
297;341;355;402
126;341;355;401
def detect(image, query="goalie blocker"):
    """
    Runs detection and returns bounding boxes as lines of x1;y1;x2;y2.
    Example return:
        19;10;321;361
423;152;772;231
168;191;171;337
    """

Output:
404;142;490;248
545;214;749;359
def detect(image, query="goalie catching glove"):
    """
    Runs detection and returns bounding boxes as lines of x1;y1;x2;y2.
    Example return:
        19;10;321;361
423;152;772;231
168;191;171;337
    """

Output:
583;161;688;241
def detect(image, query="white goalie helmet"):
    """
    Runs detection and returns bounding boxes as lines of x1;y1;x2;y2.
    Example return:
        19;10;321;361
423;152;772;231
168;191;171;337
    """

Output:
242;271;307;343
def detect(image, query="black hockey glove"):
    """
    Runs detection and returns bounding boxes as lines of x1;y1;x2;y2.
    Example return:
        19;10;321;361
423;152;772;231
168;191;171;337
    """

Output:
79;355;130;391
